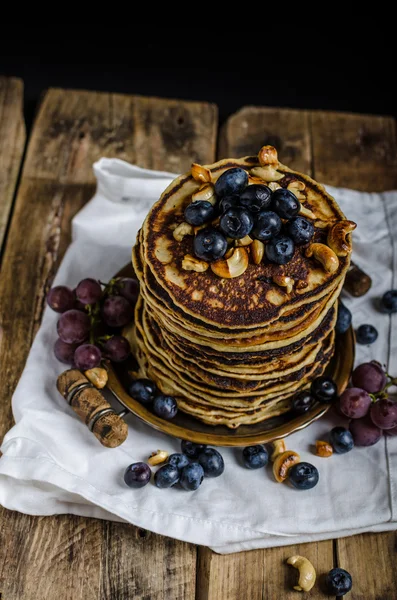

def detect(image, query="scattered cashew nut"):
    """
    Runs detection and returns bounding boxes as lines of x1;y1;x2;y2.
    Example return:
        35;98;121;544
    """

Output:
270;439;286;462
306;243;339;274
273;450;300;483
299;205;316;219
287;179;306;201
85;367;108;389
173;222;194;242
182;254;209;272
327;219;357;257
148;450;169;466
250;166;284;182
258;145;279;167
211;247;249;279
251;239;265;265
191;163;212;183
286;555;316;592
315;440;333;458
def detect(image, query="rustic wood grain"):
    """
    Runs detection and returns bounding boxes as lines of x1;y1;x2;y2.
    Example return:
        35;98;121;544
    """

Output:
312;109;397;600
0;77;25;259
196;108;333;600
0;87;217;600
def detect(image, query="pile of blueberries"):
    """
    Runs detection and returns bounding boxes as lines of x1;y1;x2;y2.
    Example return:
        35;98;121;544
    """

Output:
124;441;224;491
186;167;313;265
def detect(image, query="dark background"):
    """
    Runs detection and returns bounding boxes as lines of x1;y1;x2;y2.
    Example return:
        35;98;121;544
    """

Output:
1;38;396;132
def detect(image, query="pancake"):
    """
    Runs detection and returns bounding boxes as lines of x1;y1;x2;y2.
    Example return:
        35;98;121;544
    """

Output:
130;145;355;427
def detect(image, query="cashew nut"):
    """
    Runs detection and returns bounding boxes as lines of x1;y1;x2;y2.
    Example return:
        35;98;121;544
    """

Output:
248;175;265;186
267;181;282;191
148;450;169;466
211;247;249;279
287;179;306;201
192;183;217;205
85;367;108;389
306;243;339;274
235;235;253;247
191;162;212;183
273;450;300;482
286;555;316;592
273;274;294;294
315;440;333;458
173;221;194;242
299;205;316;219
270;439;286;462
182;254;209;273
251;239;265;265
258;145;279;167
250;166;284;182
327;219;357;257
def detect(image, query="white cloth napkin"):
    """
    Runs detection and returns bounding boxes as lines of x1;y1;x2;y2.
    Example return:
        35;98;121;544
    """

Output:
0;158;396;554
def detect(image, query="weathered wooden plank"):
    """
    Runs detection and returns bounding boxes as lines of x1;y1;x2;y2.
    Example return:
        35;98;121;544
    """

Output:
196;107;332;600
312;109;397;600
0;87;217;600
0;77;25;258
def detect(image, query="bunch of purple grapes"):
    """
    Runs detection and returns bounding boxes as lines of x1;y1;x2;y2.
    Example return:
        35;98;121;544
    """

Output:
339;361;397;445
47;276;139;370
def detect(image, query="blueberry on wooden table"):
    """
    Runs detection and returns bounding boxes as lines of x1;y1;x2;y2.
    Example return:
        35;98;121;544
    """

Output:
194;227;228;261
325;567;352;595
214;167;248;197
242;445;268;469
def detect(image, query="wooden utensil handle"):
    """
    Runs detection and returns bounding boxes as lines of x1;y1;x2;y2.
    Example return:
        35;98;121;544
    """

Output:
57;369;128;448
343;261;372;297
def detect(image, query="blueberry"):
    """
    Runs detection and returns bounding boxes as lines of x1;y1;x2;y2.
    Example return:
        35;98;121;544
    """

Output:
124;462;151;488
219;194;240;214
311;376;338;403
181;440;207;459
219;207;254;240
292;390;315;415
154;463;180;488
330;426;354;454
153;395;178;420
286;216;314;245
179;463;205;491
198;448;225;477
381;289;397;313
271;188;301;219
251;210;282;242
168;453;190;470
335;302;352;334
265;235;295;265
184;201;215;226
242;445;268;469
356;324;378;345
288;462;319;490
128;379;157;405
239;184;272;213
194;228;227;262
214;167;248;197
325;568;353;595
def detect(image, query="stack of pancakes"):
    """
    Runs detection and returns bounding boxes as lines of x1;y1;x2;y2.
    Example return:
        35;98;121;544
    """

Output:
131;147;354;428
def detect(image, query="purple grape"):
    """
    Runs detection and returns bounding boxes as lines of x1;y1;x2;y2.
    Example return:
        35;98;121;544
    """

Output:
47;286;75;313
370;399;397;430
74;344;102;370
118;277;140;306
75;278;102;305
349;417;383;446
103;336;131;362
57;309;90;344
339;387;372;419
101;295;133;328
351;361;387;394
54;338;78;364
124;462;151;488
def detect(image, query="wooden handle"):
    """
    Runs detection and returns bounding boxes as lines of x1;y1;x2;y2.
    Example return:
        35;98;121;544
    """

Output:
343;261;372;297
57;369;128;448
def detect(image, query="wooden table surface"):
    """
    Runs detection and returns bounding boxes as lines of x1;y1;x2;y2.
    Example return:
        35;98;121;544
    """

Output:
0;76;396;599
